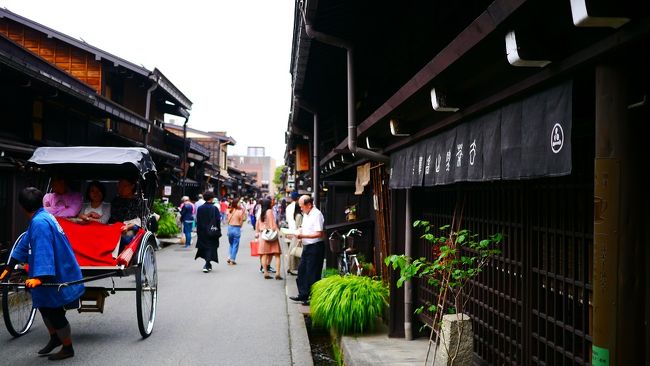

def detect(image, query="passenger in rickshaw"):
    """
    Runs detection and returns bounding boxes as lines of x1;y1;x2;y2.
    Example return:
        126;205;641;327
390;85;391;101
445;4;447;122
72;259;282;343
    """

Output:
108;178;143;249
42;177;82;218
0;187;84;360
77;180;111;224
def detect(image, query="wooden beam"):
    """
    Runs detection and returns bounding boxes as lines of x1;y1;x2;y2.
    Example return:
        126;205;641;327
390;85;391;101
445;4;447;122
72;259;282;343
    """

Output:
383;17;650;154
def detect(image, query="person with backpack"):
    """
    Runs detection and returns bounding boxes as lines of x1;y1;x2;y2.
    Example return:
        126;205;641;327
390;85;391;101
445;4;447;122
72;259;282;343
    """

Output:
195;191;221;273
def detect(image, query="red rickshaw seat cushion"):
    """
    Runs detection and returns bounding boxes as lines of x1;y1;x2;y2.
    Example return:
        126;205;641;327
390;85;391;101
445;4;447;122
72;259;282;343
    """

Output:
56;218;124;266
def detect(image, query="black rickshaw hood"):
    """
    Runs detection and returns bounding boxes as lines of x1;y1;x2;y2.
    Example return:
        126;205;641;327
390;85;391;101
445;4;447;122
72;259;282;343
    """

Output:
28;146;157;180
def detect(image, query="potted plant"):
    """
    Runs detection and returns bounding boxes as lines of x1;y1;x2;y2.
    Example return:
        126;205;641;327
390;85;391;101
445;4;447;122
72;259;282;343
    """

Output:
385;220;502;365
361;262;376;277
153;199;181;238
344;204;357;221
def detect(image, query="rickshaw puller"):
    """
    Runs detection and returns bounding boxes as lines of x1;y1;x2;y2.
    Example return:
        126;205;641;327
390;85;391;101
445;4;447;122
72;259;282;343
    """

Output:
0;187;85;361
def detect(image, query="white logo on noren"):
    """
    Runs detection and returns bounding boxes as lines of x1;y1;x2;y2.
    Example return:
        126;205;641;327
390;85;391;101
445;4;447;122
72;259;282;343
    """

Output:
550;123;564;154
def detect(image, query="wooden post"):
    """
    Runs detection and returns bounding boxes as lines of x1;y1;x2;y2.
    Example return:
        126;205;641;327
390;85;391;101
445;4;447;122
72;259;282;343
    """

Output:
594;63;644;365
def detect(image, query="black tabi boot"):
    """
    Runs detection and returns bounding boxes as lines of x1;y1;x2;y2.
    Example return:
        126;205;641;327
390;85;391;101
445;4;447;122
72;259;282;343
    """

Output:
37;334;62;355
47;324;74;360
47;344;74;361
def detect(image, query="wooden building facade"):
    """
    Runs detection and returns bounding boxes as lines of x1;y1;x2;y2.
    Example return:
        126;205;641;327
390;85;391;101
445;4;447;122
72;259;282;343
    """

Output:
0;8;192;255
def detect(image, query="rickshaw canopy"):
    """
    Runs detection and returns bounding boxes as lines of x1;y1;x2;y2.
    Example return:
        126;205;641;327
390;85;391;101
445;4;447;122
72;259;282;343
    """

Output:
28;146;157;180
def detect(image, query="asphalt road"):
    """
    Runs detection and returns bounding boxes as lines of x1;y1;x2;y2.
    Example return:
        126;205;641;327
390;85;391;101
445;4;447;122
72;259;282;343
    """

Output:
0;223;293;365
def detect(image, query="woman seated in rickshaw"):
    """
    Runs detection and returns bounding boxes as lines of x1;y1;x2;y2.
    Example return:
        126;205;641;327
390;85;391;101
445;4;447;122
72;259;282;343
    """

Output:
77;181;111;224
43;177;83;218
108;178;142;248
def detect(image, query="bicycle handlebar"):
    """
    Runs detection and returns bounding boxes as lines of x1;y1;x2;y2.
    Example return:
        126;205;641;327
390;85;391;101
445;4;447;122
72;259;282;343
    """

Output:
345;228;362;237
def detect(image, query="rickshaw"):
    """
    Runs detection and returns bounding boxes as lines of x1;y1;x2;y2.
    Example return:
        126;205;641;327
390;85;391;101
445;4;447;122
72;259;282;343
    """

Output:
1;146;159;339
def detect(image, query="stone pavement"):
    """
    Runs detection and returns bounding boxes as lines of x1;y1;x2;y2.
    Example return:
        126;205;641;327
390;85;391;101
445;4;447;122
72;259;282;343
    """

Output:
340;331;429;366
157;230;428;366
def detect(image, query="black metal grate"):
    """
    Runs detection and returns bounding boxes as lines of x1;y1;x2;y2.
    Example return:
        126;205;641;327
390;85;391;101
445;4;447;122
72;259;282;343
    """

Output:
414;176;592;365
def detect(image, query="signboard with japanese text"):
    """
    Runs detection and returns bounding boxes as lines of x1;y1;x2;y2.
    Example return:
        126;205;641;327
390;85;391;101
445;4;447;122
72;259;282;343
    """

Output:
389;81;572;188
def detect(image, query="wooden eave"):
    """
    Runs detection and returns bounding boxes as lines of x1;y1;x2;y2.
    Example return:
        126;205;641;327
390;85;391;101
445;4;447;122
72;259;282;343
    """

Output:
318;0;650;165
319;0;529;165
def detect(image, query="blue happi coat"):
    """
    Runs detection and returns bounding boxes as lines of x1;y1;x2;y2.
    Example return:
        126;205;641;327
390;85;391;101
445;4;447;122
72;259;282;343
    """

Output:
11;208;84;308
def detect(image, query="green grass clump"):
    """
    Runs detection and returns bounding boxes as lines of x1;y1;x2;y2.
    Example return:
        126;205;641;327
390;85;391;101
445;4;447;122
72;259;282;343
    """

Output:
322;267;340;278
311;275;389;335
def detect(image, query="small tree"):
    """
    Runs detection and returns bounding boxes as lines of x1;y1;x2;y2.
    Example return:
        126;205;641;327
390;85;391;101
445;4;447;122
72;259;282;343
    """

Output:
273;165;285;194
385;220;502;364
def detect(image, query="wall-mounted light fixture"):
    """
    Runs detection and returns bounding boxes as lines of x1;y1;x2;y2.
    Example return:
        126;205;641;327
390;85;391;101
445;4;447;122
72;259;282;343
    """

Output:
430;88;459;112
390;119;410;137
505;30;551;68
570;0;629;28
365;136;377;150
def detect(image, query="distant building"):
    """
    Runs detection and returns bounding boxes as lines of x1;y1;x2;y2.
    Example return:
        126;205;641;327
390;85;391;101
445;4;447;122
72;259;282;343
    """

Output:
230;147;276;197
165;122;235;198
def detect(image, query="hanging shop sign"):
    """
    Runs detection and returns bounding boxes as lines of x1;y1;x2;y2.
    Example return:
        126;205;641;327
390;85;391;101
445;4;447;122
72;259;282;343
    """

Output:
389;80;572;189
295;143;310;172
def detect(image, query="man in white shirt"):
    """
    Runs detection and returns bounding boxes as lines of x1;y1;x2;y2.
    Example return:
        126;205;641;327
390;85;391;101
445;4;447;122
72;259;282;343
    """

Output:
289;195;325;305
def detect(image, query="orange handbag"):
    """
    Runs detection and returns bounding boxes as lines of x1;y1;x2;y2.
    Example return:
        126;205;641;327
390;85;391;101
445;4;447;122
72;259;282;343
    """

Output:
250;239;260;256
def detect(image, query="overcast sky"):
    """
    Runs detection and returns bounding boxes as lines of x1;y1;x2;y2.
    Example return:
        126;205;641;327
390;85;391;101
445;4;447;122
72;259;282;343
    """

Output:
1;0;294;163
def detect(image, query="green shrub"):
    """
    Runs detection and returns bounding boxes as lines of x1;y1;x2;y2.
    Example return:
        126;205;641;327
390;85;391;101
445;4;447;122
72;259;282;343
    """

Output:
322;267;340;278
153;199;180;238
311;275;389;335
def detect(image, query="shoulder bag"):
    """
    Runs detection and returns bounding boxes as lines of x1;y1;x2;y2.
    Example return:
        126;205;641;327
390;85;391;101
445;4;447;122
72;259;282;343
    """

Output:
260;209;278;241
260;228;278;241
289;240;303;258
207;206;221;239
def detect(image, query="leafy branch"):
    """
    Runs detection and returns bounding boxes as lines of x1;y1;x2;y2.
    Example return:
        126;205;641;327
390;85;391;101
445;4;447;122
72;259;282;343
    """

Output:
385;220;502;316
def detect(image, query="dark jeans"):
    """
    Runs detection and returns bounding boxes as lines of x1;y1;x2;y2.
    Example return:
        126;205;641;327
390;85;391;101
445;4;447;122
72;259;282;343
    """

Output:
296;241;325;300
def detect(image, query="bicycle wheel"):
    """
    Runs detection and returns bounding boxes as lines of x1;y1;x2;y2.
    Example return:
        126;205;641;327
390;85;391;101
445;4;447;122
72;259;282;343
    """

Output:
349;256;362;276
136;241;157;338
337;255;347;275
2;267;37;337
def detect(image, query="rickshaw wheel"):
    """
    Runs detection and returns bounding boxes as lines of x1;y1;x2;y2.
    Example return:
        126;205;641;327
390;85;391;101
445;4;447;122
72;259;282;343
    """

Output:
136;240;157;338
2;267;37;337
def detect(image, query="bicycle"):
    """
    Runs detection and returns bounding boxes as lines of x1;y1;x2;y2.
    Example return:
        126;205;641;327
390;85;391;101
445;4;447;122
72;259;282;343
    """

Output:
329;228;363;276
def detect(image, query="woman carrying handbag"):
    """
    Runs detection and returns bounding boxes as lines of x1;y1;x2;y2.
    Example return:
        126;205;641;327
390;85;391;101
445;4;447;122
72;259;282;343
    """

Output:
255;198;282;279
286;202;303;275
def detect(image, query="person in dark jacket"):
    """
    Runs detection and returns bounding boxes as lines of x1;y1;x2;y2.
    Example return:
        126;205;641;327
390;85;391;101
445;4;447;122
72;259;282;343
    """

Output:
195;191;221;272
0;187;84;360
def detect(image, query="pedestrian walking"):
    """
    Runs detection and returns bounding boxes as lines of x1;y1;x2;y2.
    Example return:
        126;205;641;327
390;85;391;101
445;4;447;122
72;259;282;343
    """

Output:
286;198;303;276
289;195;325;306
195;194;205;211
226;197;246;265
0;187;84;360
219;197;229;223
195;191;221;272
255;198;282;280
247;198;256;228
179;196;194;248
